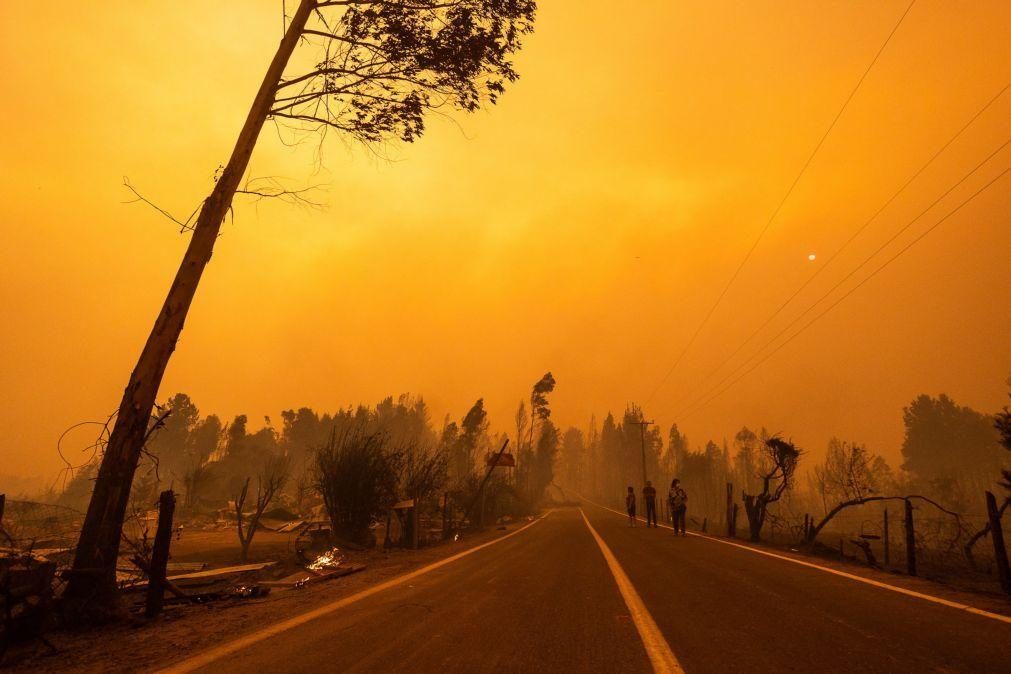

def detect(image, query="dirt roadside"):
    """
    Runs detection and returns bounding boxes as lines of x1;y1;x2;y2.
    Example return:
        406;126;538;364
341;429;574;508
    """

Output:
8;524;519;673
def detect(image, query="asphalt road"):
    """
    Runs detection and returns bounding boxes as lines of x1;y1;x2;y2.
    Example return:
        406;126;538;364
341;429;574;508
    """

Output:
174;505;1011;674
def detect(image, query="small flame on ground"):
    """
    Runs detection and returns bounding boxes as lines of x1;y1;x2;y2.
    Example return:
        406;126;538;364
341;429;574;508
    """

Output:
307;546;345;571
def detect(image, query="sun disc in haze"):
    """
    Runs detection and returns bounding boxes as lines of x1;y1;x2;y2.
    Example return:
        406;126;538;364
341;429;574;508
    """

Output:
808;253;817;261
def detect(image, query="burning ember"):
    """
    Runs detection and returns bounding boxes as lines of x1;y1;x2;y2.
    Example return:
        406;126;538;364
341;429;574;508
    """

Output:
307;546;346;571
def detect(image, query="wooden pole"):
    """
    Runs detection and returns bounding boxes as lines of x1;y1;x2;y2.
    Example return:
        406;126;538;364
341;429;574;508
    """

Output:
462;439;509;527
726;483;734;537
410;493;420;550
441;492;449;540
985;491;1010;594
904;498;916;577
883;508;890;567
146;490;176;618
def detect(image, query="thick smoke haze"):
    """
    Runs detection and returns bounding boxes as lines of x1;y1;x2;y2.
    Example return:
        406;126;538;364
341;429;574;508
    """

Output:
1;0;1009;484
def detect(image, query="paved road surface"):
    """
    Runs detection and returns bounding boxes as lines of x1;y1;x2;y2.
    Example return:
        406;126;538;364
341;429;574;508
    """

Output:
172;505;1011;673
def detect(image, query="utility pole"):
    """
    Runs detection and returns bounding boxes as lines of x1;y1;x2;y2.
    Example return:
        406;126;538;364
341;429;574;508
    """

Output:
628;419;655;489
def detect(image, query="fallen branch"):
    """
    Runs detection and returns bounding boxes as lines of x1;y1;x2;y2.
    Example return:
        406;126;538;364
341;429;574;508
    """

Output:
806;494;963;546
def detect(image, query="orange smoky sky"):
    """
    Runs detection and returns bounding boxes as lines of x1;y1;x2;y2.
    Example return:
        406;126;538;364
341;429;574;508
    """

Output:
1;1;1009;484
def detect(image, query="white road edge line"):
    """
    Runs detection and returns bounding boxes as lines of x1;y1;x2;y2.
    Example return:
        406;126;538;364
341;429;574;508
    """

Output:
159;510;554;674
584;498;1011;625
579;508;685;674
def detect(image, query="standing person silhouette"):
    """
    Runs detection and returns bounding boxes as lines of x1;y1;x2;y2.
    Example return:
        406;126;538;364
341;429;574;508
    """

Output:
625;486;637;526
670;478;688;536
643;481;658;527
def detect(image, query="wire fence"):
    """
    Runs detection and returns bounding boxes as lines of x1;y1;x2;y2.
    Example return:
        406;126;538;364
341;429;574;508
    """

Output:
1;500;83;554
597;489;1010;593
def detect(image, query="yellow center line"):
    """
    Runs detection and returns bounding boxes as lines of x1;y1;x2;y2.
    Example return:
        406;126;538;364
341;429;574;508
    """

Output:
579;508;685;674
160;510;554;674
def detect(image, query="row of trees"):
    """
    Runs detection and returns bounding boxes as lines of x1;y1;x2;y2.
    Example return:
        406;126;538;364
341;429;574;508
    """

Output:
555;391;1009;540
59;375;561;550
58;378;1006;613
58;388;1007;541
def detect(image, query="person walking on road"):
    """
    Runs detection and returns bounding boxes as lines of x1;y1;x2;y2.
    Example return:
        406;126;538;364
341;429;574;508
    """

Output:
625;486;637;526
643;481;658;527
669;479;688;536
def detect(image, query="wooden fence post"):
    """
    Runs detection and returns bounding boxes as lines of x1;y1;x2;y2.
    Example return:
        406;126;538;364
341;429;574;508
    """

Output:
985;491;1010;594
441;492;449;539
883;508;890;567
146;489;176;618
411;494;420;550
904;498;916;577
726;483;735;537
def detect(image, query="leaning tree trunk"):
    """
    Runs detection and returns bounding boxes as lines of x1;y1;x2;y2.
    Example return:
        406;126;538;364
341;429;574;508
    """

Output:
62;0;314;621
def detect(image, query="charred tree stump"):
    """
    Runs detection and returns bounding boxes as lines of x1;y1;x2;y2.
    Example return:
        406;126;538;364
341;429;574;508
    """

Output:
904;498;916;577
146;490;176;618
985;491;1010;594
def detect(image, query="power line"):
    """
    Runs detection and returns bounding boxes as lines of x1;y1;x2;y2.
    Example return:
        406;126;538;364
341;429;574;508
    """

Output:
667;84;1009;412
676;162;1010;419
645;0;918;404
676;138;1010;417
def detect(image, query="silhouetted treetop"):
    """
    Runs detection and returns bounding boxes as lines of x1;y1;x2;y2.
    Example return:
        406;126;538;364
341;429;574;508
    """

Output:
275;0;538;143
529;372;555;421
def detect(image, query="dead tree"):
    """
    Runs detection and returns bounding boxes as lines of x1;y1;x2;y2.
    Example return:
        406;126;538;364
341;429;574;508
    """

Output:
235;456;290;562
64;0;537;619
742;436;801;542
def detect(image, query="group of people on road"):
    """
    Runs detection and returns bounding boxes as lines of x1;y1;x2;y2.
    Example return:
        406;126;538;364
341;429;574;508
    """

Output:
625;479;688;535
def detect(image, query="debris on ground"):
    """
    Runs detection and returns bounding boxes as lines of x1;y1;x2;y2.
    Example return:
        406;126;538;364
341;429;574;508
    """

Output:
1;549;56;649
169;562;276;582
231;584;271;599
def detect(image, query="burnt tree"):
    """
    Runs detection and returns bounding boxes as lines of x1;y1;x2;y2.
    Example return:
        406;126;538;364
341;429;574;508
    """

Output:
742;436;800;542
235;455;290;562
64;0;536;620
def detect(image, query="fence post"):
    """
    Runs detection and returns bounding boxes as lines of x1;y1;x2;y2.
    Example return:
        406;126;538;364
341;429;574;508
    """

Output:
411;493;420;550
441;492;449;540
985;491;1010;594
904;498;916;576
726;483;734;537
883;508;890;567
146;489;176;618
0;493;5;530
